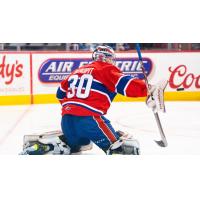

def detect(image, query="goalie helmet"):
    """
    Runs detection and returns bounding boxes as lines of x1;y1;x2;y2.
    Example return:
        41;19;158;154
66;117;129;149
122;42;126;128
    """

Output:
92;45;116;65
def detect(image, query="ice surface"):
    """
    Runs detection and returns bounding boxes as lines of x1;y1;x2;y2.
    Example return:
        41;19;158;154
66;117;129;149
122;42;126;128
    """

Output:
0;101;200;155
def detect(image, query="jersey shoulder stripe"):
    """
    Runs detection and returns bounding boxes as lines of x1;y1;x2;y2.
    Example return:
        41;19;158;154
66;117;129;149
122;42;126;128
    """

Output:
92;80;116;102
116;75;135;95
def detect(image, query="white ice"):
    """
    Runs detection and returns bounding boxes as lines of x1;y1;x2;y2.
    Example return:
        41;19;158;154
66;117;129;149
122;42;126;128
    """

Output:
0;101;200;155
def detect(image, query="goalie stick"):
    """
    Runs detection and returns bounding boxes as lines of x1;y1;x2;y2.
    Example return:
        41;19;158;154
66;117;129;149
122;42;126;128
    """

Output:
135;43;168;147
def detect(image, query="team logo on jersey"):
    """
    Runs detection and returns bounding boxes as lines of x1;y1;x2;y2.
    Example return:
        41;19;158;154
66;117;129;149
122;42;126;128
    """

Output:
38;57;152;83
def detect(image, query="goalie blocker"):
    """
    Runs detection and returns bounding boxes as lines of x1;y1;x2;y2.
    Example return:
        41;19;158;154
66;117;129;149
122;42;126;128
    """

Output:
19;130;140;155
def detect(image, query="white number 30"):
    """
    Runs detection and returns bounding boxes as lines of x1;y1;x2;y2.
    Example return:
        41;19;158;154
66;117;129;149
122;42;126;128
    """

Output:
67;74;93;99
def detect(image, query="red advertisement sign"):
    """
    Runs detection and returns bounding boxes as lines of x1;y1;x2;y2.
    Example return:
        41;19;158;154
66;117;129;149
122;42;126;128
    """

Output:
169;65;200;89
0;55;23;85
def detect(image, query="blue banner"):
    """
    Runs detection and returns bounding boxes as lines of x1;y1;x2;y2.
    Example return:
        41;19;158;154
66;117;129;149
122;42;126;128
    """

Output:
38;57;152;83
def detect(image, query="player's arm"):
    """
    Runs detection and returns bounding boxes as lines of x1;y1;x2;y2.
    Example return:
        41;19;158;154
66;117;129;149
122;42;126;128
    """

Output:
56;79;68;104
116;75;147;97
103;64;147;97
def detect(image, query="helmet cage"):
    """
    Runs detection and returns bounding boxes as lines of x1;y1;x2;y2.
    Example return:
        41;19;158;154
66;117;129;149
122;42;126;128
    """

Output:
92;45;116;64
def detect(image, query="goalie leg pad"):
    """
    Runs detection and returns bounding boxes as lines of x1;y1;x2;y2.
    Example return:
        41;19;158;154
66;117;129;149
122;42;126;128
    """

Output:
20;131;93;155
20;133;71;155
107;137;140;155
20;141;55;155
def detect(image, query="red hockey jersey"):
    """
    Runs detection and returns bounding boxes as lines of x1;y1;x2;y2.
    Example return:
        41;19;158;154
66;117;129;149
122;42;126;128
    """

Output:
56;61;147;116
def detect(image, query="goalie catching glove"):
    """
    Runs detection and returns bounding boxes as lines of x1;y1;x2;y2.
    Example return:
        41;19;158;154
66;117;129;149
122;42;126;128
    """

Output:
146;79;168;113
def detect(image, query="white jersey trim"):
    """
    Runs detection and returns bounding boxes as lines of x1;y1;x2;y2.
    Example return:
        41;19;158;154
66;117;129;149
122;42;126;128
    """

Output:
123;78;134;96
115;75;135;94
91;89;112;104
93;79;104;84
60;86;66;92
115;75;124;93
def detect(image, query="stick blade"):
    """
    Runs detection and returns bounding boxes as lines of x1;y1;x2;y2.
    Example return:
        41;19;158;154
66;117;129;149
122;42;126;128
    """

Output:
154;140;168;147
